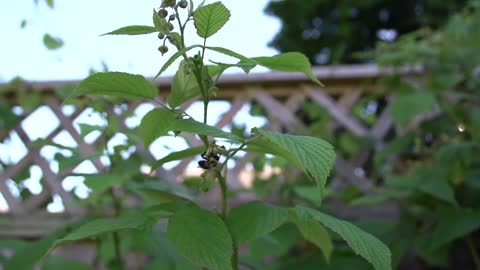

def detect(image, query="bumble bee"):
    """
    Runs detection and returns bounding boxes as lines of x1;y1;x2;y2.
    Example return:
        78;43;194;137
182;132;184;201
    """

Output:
198;143;224;170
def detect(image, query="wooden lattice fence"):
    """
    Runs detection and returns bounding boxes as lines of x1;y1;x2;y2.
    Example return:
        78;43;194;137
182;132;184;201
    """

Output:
0;64;424;239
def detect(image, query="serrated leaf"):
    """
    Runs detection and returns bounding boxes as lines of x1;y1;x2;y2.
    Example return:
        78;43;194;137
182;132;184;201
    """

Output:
245;137;302;168
206;46;254;63
171;118;243;143
167;206;233;270
430;210;480;249
386;168;457;205
168;60;202;107
194;2;231;38
73;72;157;99
299;206;392;270
132;182;191;205
153;9;170;33
388;92;437;126
83;173;127;194
154;45;201;79
51;213;149;251
167;32;182;49
138;108;176;146
288;209;333;262
415;234;449;267
150;146;205;171
227;201;288;244
101;25;158;36
30;138;77;152
252;128;335;194
210;60;256;75
78;123;104;137
251;52;323;86
43;34;63;50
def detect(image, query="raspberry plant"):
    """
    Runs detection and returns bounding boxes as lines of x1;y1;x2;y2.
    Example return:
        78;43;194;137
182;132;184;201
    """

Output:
44;1;392;269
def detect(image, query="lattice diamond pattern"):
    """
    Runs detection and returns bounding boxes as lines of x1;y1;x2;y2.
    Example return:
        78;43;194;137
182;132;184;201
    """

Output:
1;66;432;237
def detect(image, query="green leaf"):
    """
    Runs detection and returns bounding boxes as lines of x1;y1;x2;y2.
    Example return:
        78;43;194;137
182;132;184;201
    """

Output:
153;9;170;33
227;201;288;244
386;167;457;205
154;45;201;78
130;181;192;205
300;206;392;270
4;230;65;270
45;0;54;8
150;146;205;171
83;174;127;194
168;60;202;107
78;123;104;137
288;209;333;262
171;118;243;143
292;185;323;205
73;72;157;99
415;234;449;267
51;213;149;251
206;46;255;64
43;34;63;50
246;137;302;168
252;128;335;194
251;52;323;86
194;2;231;38
388;92;437;126
136;189;188;205
101;25;158;36
167;205;233;270
30;138;77;152
167;32;182;49
138;108;177;146
430;210;480;249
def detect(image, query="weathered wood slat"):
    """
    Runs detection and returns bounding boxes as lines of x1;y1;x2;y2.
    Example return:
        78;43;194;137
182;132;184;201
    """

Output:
1;64;429;238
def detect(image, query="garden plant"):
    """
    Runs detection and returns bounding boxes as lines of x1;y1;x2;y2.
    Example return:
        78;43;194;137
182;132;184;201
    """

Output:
3;1;395;269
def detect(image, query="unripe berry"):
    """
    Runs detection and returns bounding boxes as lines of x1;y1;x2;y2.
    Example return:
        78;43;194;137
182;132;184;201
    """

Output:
158;45;168;55
158;8;168;18
167;22;174;31
158;33;165;39
169;14;176;21
161;0;176;8
179;0;188;8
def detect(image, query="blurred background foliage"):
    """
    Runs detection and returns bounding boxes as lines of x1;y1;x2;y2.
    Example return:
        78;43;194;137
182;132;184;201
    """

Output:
255;1;480;269
265;0;467;64
2;0;480;269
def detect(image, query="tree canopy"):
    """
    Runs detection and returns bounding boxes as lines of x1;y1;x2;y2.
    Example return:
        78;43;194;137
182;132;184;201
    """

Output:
265;0;467;64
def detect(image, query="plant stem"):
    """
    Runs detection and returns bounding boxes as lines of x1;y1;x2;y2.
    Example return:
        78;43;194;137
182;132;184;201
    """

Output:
231;246;239;270
203;101;208;124
110;189;124;268
216;169;238;270
216;171;228;218
466;235;480;269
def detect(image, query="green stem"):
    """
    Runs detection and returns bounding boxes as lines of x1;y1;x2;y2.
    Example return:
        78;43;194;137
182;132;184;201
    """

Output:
175;7;186;49
215;169;238;270
466;235;480;269
198;37;209;124
216;171;228;218
110;189;124;268
203;101;208;124
231;247;239;270
112;231;124;269
220;136;259;171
